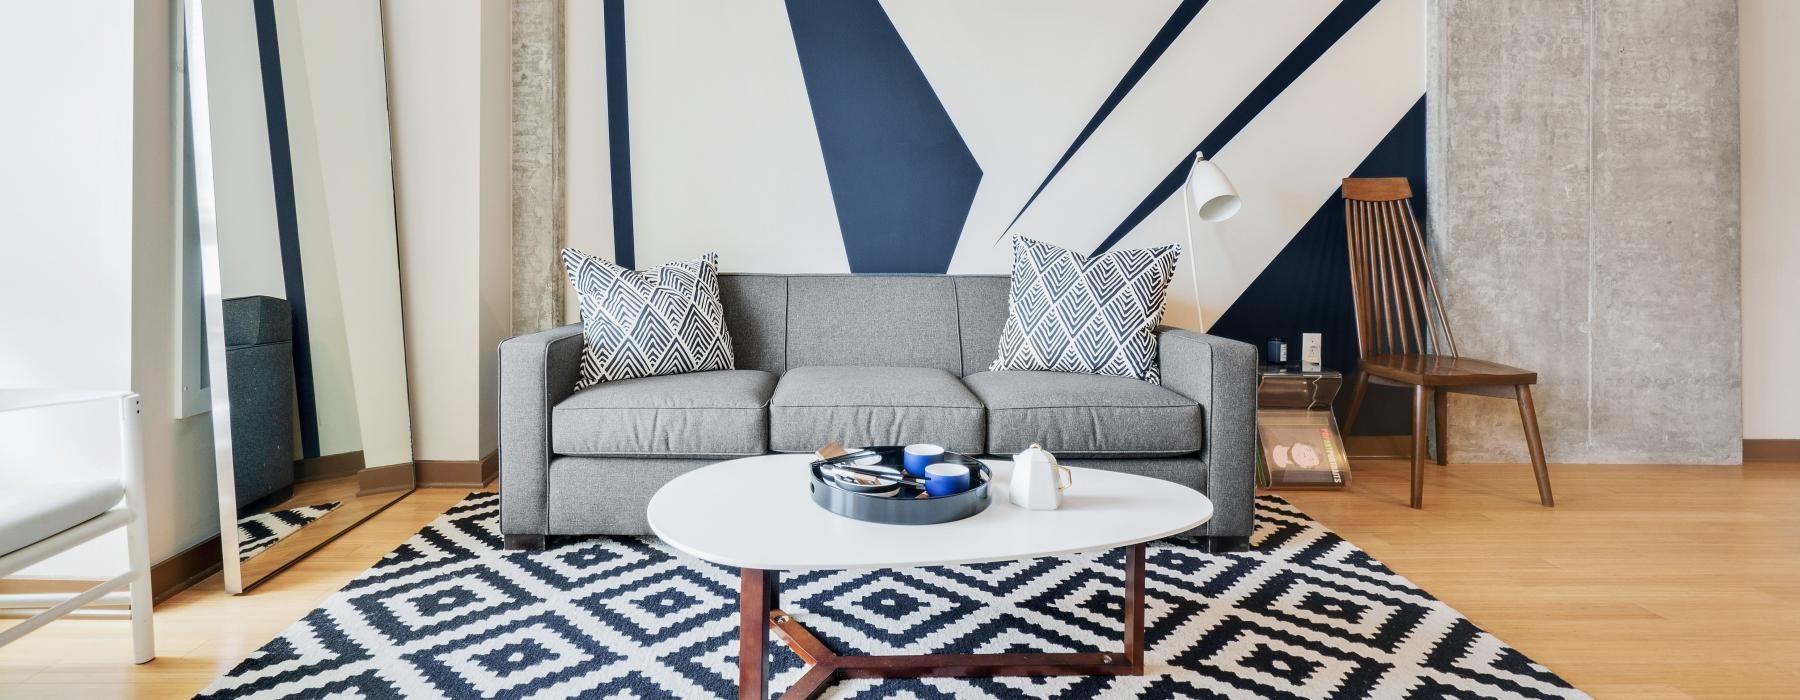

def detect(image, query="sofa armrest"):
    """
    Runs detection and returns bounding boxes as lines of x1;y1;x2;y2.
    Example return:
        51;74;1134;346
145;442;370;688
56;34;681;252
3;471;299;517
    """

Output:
498;323;585;537
1156;326;1258;538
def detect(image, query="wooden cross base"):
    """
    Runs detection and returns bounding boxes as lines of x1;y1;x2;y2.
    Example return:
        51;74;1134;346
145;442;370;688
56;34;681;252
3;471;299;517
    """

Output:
738;543;1147;699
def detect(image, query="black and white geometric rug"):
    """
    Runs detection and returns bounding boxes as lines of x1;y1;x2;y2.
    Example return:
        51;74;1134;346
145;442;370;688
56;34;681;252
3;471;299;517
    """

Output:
237;501;342;562
200;493;1587;699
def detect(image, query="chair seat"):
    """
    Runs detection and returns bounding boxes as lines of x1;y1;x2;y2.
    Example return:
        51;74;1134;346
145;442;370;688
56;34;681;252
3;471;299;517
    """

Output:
770;366;984;454
553;370;777;458
0;478;124;558
963;371;1202;458
1361;354;1536;387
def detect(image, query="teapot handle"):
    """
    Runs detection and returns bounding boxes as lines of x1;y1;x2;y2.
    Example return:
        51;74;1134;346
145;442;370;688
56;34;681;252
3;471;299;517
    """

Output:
1055;465;1073;491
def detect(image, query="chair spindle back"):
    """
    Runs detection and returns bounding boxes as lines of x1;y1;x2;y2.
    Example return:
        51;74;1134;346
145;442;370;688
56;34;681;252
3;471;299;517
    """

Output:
1341;177;1457;360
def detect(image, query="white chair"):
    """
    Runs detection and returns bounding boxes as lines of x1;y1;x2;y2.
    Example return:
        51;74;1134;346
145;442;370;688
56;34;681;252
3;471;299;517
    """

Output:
0;390;154;663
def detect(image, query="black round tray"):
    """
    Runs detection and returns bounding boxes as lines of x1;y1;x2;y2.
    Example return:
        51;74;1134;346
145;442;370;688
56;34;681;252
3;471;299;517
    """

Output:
809;446;991;525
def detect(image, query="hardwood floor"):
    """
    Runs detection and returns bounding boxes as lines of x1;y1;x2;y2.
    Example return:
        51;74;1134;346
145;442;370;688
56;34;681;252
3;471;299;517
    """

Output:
1279;459;1800;699
2;461;1795;698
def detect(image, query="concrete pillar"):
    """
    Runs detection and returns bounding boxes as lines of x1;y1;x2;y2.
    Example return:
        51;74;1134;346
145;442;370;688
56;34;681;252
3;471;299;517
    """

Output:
512;0;564;334
1428;0;1740;464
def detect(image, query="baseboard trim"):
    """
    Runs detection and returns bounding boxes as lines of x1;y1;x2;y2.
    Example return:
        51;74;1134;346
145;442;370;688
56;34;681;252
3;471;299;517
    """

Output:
297;450;365;482
151;535;223;603
1;534;224;606
1347;435;1411;459
416;450;498;487
358;461;417;495
1744;439;1800;463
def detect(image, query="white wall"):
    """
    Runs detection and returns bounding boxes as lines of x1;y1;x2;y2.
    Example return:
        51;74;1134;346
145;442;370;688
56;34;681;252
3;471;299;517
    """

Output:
385;0;512;463
1;0;219;577
477;0;513;459
1740;0;1800;441
0;4;137;390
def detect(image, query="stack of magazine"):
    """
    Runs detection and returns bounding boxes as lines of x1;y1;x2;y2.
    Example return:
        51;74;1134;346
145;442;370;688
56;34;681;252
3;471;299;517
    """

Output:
1256;409;1350;489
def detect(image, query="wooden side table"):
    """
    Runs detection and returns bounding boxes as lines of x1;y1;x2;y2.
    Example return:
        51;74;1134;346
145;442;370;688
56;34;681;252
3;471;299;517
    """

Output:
1256;366;1351;489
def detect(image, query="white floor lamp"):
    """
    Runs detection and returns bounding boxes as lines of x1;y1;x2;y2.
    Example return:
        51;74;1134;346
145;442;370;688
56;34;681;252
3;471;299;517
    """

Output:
1180;150;1242;329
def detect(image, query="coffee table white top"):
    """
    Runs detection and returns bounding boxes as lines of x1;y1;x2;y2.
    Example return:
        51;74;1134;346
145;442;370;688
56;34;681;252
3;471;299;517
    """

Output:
646;453;1212;571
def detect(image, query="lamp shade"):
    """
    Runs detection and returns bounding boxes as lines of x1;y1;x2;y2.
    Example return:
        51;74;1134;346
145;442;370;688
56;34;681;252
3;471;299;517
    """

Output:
1187;152;1241;222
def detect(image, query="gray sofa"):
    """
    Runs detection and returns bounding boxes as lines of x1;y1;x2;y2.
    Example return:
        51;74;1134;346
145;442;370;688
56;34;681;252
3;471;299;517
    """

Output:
499;274;1258;552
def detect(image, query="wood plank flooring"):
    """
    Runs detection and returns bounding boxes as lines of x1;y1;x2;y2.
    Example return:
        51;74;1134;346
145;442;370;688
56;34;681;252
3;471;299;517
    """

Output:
2;460;1796;698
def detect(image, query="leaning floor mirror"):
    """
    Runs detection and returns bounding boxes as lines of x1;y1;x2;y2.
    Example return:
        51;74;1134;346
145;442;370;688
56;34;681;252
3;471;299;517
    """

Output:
183;0;414;593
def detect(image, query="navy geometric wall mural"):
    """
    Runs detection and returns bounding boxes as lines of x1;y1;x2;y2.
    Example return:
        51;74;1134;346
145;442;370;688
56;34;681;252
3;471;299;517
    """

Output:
1208;96;1429;435
602;0;636;269
785;0;982;274
999;0;1210;243
1090;0;1382;257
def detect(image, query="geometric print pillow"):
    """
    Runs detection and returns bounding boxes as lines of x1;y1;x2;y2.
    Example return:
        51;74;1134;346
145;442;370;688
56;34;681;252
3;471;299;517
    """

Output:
561;249;735;390
989;236;1181;384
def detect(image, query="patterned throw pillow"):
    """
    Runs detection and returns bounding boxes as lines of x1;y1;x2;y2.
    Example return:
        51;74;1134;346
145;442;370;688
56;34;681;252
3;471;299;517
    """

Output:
990;236;1181;383
561;249;735;390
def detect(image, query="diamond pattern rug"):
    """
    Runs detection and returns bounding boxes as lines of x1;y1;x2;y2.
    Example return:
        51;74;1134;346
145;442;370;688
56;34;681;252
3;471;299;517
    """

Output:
199;494;1587;698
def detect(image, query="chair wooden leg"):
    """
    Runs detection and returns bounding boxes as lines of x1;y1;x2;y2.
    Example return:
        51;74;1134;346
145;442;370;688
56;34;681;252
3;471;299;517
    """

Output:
1410;384;1428;509
1514;385;1554;507
1433;389;1449;466
1344;372;1371;434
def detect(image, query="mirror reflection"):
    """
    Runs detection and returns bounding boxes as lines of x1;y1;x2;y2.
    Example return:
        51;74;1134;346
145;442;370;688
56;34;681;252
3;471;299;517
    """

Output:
187;0;412;593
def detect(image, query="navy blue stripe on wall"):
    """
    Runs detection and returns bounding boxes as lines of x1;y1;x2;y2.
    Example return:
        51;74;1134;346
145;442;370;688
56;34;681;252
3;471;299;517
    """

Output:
996;0;1209;243
252;0;320;458
1091;0;1380;257
1208;96;1428;436
603;0;636;268
785;0;981;273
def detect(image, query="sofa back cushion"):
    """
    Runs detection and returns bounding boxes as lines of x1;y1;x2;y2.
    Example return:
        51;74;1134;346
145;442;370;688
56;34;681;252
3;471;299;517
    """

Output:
718;274;789;373
787;276;961;374
953;276;1011;376
717;273;1013;376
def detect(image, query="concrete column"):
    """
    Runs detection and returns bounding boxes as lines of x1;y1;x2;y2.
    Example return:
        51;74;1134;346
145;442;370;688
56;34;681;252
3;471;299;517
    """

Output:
1428;0;1740;464
511;0;564;334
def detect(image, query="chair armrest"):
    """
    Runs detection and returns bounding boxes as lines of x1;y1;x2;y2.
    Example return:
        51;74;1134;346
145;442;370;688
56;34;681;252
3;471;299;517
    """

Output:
1156;326;1258;537
498;324;585;536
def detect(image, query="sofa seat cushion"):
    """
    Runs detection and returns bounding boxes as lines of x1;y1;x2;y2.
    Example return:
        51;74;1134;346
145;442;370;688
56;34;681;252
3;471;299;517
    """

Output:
552;370;776;458
770;366;985;454
964;370;1202;458
0;478;123;558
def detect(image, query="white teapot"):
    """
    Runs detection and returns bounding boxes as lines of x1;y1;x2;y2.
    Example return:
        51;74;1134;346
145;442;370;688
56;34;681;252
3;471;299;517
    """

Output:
1009;443;1073;510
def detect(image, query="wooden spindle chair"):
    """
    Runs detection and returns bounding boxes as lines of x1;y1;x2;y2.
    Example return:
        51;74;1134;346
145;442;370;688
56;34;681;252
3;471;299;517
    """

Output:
1340;177;1553;509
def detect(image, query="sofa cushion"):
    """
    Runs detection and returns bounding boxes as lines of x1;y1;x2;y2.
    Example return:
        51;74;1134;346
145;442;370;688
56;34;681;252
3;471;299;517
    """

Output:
964;370;1202;458
561;249;735;390
989;236;1180;383
0;478;123;558
553;370;776;458
770;366;985;454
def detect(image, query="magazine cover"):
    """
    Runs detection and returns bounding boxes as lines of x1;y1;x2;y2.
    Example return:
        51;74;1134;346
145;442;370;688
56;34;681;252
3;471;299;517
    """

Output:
1257;409;1350;489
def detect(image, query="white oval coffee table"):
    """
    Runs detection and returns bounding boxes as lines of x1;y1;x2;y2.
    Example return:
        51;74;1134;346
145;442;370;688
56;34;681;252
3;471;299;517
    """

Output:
647;453;1213;700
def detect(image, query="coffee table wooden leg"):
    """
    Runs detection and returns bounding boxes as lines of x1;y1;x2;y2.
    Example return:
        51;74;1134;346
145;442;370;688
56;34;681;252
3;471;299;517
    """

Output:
750;544;1151;698
740;568;774;700
1124;542;1146;674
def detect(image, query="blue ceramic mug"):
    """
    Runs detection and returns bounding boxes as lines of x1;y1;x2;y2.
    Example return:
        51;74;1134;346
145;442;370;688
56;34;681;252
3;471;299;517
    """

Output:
923;463;971;497
903;444;945;477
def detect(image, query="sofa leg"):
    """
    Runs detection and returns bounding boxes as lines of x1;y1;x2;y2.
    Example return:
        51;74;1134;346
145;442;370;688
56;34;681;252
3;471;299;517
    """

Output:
504;534;547;551
1203;536;1250;554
